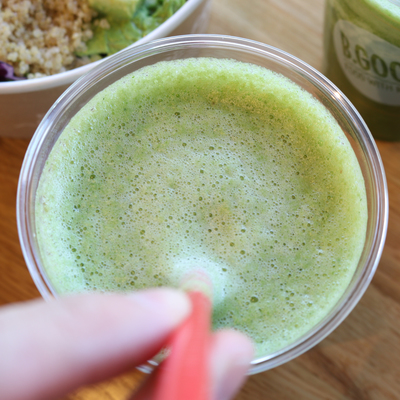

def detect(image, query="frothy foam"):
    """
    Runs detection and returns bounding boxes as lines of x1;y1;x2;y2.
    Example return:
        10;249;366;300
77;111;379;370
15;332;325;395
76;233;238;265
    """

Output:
36;58;368;356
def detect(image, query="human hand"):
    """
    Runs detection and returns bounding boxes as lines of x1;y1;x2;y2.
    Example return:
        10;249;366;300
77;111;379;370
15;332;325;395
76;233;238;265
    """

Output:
0;289;253;400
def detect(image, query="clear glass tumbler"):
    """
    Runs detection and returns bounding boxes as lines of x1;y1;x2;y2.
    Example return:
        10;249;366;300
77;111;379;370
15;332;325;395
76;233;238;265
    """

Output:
17;34;388;374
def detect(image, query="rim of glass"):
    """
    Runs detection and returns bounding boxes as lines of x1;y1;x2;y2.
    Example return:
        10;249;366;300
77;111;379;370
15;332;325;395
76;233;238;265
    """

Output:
16;34;388;374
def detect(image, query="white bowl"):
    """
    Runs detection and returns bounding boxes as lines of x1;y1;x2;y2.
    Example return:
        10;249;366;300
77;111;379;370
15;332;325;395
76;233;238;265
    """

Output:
0;0;211;138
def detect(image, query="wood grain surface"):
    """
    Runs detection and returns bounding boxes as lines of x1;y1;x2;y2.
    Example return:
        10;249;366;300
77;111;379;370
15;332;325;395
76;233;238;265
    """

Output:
1;0;399;399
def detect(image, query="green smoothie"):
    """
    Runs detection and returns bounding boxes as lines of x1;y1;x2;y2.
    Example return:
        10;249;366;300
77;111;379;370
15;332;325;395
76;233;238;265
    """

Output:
323;0;400;141
35;58;368;357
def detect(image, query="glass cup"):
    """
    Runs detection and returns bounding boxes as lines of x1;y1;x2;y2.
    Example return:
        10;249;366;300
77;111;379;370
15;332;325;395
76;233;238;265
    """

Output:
17;34;388;374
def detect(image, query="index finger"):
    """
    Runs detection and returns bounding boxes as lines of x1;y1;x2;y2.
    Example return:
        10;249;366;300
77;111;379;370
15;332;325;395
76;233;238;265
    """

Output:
0;289;190;400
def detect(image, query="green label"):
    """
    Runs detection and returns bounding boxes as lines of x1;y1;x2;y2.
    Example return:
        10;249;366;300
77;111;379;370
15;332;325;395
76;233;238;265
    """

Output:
334;19;400;106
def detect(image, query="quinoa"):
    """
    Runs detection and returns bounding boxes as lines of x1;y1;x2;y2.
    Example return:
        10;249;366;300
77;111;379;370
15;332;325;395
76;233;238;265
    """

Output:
0;0;96;78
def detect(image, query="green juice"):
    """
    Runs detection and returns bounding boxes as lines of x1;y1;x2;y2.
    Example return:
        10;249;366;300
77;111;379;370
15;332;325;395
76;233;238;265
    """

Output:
323;0;400;141
35;58;368;357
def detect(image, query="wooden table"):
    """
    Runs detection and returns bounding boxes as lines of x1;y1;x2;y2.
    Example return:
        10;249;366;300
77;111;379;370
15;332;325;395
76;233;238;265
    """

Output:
1;0;399;399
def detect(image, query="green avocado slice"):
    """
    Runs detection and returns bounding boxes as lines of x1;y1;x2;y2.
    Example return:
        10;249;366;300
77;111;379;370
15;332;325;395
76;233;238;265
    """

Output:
77;0;186;57
88;0;140;20
78;20;142;56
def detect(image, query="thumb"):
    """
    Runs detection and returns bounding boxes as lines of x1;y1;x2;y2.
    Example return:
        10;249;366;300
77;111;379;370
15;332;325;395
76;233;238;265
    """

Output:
131;329;253;400
210;329;253;400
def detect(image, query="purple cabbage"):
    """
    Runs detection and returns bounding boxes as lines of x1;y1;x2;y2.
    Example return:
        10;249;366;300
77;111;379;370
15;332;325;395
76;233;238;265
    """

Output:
0;61;27;82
